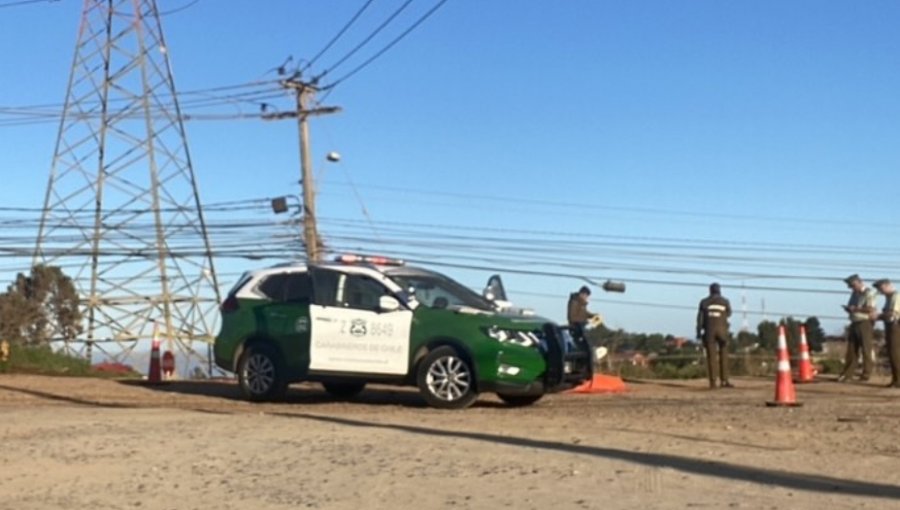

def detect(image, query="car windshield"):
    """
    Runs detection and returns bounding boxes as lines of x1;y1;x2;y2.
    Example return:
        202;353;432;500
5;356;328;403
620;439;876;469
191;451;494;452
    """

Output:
388;271;494;312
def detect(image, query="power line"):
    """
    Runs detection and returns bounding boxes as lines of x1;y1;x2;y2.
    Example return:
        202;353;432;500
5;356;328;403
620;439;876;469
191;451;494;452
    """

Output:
323;0;451;89
0;80;286;127
158;0;200;16
320;181;900;232
508;289;845;321
303;0;378;72
319;216;900;257
0;0;58;9
315;0;414;82
322;245;852;296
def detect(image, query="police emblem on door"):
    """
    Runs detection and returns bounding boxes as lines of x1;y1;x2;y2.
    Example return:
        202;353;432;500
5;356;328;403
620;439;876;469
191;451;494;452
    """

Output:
294;316;309;333
349;319;367;337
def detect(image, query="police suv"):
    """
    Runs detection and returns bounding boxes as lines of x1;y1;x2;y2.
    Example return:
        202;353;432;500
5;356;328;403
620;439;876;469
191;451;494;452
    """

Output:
214;255;592;409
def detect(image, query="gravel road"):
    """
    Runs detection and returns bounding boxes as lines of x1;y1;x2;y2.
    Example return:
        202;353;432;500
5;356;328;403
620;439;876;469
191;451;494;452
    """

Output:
1;374;898;509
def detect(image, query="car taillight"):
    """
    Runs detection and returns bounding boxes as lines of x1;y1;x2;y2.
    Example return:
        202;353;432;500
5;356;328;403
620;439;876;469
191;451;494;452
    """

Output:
220;295;239;313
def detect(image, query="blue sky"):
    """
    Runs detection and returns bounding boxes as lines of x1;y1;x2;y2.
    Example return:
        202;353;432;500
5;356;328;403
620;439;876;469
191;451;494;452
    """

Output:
1;0;899;337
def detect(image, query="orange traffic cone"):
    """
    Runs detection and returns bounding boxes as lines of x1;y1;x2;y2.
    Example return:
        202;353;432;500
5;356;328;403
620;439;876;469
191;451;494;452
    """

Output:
767;325;802;407
147;324;162;384
566;373;627;394
795;325;815;383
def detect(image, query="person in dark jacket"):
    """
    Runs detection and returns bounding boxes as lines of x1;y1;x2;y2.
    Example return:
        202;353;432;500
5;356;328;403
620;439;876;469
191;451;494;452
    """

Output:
697;283;733;389
567;286;596;341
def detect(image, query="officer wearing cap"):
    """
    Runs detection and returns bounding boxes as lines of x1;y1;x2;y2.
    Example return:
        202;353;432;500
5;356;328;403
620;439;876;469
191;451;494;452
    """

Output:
696;283;733;389
838;274;877;382
567;285;597;342
873;279;900;388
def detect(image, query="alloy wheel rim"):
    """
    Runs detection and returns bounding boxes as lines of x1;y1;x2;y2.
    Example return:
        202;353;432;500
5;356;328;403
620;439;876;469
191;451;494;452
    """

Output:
426;355;471;401
245;353;275;394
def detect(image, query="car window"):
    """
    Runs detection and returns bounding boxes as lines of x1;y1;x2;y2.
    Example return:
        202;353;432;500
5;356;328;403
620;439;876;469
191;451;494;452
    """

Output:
257;272;312;303
310;269;390;311
342;274;389;312
389;273;493;311
311;269;341;307
283;273;313;302
257;274;289;301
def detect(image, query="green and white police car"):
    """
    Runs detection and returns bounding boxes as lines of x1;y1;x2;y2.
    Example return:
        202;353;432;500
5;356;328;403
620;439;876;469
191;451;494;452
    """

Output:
214;255;592;409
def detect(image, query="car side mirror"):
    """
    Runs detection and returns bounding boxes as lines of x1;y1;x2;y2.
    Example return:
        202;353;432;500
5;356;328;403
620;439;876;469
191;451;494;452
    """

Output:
379;295;401;312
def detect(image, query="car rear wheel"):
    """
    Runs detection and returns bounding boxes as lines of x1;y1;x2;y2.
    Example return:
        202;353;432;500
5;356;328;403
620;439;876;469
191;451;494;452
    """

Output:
417;346;478;409
322;381;366;399
496;393;543;407
237;344;286;402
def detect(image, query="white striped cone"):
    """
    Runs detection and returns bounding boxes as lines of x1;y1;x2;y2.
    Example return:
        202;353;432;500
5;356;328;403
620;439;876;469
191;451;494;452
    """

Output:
767;325;801;406
796;325;815;383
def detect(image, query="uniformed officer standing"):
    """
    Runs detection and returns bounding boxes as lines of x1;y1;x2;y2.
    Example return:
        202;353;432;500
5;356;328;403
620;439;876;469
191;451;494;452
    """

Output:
873;279;900;388
696;283;733;389
838;274;877;382
567;286;597;341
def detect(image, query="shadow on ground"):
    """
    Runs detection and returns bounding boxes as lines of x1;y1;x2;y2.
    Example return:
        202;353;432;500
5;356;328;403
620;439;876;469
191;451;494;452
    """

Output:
0;378;510;409
276;411;900;502
117;379;443;407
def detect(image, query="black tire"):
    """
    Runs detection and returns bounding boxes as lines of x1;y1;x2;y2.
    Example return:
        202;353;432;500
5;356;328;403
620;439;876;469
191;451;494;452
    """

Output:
237;343;287;402
416;346;479;409
322;381;366;399
497;393;544;407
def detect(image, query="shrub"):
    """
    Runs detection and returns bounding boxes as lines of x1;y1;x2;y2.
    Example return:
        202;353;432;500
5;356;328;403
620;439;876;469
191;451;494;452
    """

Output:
0;344;139;378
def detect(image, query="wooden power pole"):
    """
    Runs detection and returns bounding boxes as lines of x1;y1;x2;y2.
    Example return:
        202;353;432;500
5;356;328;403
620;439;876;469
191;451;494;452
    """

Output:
268;78;341;262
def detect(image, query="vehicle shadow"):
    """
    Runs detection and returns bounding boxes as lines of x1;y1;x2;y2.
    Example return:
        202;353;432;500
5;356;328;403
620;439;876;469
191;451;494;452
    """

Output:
116;379;508;409
0;383;139;409
274;411;900;501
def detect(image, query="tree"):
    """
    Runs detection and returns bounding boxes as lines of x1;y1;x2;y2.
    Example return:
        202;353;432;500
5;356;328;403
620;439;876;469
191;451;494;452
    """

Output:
757;320;779;351
735;330;760;352
804;316;826;353
781;317;803;353
0;265;82;345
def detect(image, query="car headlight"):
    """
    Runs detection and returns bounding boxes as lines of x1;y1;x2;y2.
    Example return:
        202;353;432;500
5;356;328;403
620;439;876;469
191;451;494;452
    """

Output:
484;326;541;348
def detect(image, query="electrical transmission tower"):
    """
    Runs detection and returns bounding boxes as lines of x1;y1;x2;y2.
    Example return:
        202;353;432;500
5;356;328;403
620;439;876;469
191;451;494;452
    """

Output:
741;283;749;332
34;0;221;373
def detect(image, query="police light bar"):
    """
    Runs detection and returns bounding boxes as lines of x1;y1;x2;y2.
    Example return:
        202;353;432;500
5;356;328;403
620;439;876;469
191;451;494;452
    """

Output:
335;254;405;266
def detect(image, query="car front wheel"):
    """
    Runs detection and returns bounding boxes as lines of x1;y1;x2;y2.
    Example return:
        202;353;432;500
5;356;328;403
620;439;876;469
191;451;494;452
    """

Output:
416;346;478;409
237;344;286;402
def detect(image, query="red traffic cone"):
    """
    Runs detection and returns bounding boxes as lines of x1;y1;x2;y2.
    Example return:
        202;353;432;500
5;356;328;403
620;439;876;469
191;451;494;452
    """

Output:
795;325;815;383
767;325;802;407
566;373;627;394
147;325;162;384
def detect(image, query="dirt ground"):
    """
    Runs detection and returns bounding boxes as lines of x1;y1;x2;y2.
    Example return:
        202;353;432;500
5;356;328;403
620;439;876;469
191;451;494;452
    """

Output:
0;374;899;510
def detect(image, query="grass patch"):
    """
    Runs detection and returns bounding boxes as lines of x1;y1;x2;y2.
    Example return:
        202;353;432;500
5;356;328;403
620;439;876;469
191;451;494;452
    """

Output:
0;344;140;378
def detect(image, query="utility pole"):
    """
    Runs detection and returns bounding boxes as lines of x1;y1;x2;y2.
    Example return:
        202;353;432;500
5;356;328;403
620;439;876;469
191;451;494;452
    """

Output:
267;78;341;262
741;282;749;332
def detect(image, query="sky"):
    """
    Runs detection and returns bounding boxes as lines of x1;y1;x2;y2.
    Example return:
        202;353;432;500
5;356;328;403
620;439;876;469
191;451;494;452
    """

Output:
1;0;899;339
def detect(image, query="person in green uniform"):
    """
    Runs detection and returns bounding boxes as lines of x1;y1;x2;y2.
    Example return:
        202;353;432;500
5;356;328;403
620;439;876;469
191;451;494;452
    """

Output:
838;274;877;382
696;283;733;389
873;279;900;388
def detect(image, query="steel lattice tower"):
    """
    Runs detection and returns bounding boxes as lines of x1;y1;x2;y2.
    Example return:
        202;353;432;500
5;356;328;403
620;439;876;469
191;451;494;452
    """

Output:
34;0;221;372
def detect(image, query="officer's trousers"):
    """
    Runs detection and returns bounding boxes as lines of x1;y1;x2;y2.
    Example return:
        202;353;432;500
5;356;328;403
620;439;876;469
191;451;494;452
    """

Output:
842;321;874;379
703;331;729;387
885;322;900;384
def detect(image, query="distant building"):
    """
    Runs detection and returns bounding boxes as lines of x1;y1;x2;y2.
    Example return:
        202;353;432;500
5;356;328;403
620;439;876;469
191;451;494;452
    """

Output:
666;337;688;350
